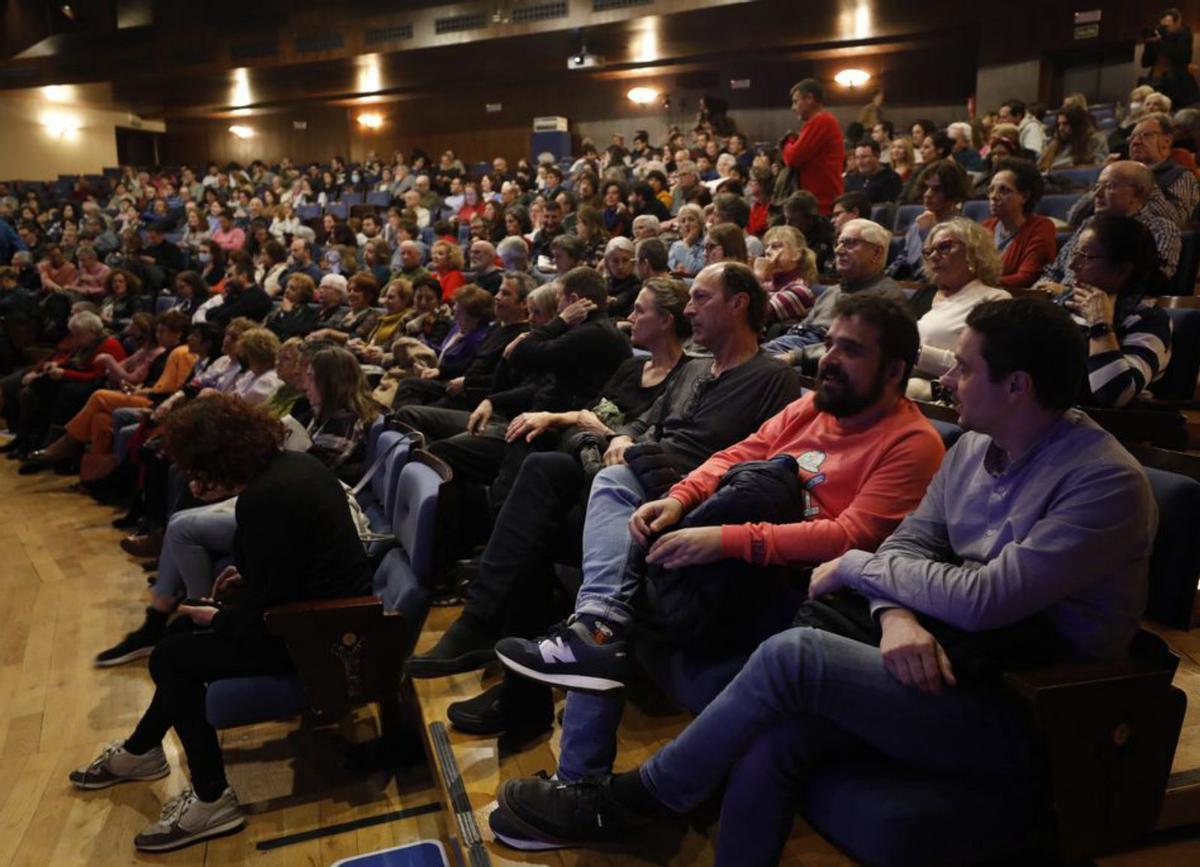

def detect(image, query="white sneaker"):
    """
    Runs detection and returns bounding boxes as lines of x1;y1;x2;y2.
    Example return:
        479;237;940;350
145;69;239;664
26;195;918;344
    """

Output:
134;786;246;852
69;741;170;790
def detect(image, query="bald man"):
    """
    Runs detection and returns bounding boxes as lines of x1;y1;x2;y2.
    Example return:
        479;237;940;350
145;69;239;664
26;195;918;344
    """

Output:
1038;160;1181;292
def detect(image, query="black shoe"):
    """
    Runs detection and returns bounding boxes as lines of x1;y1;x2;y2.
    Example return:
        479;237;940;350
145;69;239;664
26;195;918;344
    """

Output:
496;774;651;850
17;451;55;475
495;617;628;692
454;556;482;585
95;609;167;667
447;677;554;736
112;510;143;530
406;616;497;678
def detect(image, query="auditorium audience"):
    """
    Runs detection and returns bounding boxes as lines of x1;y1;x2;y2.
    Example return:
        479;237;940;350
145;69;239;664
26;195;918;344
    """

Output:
844;139;903;204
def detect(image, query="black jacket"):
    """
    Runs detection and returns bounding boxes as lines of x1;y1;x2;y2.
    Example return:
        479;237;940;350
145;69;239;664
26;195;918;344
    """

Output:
510;309;632;412
208;282;272;326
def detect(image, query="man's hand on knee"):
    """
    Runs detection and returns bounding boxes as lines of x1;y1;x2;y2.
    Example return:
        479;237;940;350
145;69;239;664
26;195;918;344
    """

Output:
878;608;956;696
629;497;685;547
603;435;634;466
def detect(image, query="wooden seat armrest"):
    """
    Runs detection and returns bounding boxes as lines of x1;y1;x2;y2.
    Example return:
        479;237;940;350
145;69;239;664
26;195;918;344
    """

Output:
264;595;382;637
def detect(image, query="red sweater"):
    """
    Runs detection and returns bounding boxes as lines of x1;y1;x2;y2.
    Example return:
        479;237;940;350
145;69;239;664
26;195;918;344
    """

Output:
981;215;1058;289
56;336;126;381
436;269;466;303
667;393;944;566
781;110;845;214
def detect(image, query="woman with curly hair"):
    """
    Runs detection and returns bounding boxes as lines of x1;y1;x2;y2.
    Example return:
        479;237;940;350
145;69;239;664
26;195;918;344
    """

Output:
73;394;371;852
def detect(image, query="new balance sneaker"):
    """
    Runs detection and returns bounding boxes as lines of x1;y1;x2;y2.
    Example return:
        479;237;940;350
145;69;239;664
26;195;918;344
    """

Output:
496;774;650;849
406;616;497;678
69;742;170;790
494;617;627;692
133;786;246;852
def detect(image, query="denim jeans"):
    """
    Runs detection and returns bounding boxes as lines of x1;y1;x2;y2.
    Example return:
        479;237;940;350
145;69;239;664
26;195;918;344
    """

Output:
760;327;822;357
151;501;238;603
558;463;649;782
640;627;1034;867
111;407;141;465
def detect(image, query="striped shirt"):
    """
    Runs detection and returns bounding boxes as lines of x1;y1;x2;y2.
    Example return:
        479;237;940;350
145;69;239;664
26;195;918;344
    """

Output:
1042;209;1181;284
1085;300;1173;408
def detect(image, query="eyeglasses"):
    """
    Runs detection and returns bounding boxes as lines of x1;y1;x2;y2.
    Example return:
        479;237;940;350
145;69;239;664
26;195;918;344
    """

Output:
1069;249;1108;264
835;237;873;250
922;239;960;258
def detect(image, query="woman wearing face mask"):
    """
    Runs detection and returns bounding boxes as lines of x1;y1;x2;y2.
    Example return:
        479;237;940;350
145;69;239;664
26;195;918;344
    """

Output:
196;240;226;289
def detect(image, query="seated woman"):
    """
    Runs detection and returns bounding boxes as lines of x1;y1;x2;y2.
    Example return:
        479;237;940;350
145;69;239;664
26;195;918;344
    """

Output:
100;268;148;328
668;204;706;277
889;136;917;186
979;158;1058;290
71;395;372;852
98;313;165;390
908;217;1011;398
1062;215;1173;408
404;275;454;350
576;205;610;267
352;278;414;363
21;311;196;475
290;345;379;482
364;238;393;287
392;283;496;406
167;271;210;322
754;225;817;331
309;273;380;343
704;222;749;266
263;273;319;340
888;159;970;281
257;239;289;297
431;240;466;302
196;240;226;290
226;328;282;407
1038;105;1107;172
603;237;641;320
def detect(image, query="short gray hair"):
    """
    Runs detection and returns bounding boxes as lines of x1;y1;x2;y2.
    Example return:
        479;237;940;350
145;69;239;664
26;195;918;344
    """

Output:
1138;112;1173;137
840;217;892;249
68;310;105;336
502;270;537;301
497;235;529;266
604;236;635;256
632;214;660;235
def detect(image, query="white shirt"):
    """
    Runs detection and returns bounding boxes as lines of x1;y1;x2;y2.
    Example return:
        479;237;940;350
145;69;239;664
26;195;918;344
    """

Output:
231;369;282;406
915;279;1011;377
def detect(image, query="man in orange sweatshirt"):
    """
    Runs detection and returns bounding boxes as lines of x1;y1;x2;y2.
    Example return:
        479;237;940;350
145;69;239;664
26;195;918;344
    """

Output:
493;292;945;798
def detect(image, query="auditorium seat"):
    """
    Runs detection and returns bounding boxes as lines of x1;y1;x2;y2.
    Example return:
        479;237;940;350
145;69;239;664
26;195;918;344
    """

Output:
1046;166;1103;190
892;204;924;236
1150;306;1200;402
1168;230;1199;296
325;201;350;220
297;204;321;220
961;200;990;223
869;202;895;229
366;191;392;207
1034;193;1080;223
205;449;453;729
1143;465;1200;628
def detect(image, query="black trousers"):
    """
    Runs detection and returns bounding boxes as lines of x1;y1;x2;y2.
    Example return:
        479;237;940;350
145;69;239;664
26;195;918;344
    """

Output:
125;618;293;801
462;451;586;637
18;376;95;445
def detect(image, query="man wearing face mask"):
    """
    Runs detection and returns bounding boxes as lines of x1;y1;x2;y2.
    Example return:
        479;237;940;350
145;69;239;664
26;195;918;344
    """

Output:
207;259;271;327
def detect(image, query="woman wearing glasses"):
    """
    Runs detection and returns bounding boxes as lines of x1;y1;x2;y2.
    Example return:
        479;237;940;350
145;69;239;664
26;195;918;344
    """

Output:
908;217;1010;398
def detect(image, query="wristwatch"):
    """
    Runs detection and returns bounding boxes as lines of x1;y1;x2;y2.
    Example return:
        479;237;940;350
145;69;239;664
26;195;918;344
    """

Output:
1088;322;1113;339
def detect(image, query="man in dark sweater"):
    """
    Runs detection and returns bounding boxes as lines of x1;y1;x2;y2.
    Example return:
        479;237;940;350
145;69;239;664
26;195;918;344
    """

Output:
408;262;801;736
207;259;272;326
843;139;902;205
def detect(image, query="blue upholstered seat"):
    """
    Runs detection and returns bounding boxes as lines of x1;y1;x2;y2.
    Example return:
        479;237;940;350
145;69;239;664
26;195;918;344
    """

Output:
1151;307;1200;401
892;204;923;236
1143;466;1200;628
1034;193;1080;223
961;200;990;223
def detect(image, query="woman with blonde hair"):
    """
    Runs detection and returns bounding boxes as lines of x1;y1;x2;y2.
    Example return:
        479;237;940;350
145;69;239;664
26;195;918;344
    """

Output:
668;203;706;276
908;217;1010;397
431;239;466;302
755;225;817;329
888;136;917;183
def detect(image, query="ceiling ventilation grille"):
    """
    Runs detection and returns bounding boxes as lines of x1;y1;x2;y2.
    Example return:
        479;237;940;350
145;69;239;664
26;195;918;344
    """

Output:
594;0;651;10
364;24;414;46
434;12;489;34
512;1;569;24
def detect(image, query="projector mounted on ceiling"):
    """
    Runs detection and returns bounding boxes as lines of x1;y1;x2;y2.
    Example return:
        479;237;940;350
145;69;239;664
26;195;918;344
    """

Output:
567;43;604;70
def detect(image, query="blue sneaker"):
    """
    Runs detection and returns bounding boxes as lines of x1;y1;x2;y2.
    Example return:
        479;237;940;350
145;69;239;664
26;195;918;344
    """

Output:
494;617;627;692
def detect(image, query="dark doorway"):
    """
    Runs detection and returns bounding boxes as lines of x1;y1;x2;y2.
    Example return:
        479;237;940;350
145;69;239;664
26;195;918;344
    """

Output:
116;127;164;167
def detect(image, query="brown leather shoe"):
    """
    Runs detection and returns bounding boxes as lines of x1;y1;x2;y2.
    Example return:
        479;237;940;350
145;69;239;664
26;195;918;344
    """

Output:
120;530;163;560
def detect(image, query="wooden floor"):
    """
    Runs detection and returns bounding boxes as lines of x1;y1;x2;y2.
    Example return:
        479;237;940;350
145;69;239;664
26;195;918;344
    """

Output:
0;452;449;866
3;444;1200;867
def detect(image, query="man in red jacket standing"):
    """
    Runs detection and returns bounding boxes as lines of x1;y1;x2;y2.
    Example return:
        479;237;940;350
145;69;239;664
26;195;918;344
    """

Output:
782;79;845;214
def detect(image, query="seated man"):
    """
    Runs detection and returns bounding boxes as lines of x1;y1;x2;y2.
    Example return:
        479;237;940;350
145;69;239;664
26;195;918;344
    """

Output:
492;298;1157;864
1037;161;1181;287
844;139;903;205
493;292;945;796
764;218;905;362
407;262;801;734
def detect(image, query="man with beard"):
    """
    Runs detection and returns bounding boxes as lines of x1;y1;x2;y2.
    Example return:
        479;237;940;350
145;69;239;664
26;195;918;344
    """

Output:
490;293;945;820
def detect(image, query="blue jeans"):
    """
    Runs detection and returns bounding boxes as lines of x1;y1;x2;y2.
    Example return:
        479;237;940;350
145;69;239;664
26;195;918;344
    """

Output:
760;327;822;357
111;407;141;465
558;463;649;782
640;627;1034;867
151;502;237;603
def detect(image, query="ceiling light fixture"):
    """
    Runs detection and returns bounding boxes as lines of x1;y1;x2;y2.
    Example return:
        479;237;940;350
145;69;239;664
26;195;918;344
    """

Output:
833;68;871;88
357;112;384;130
228;125;255;139
627;86;659;105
